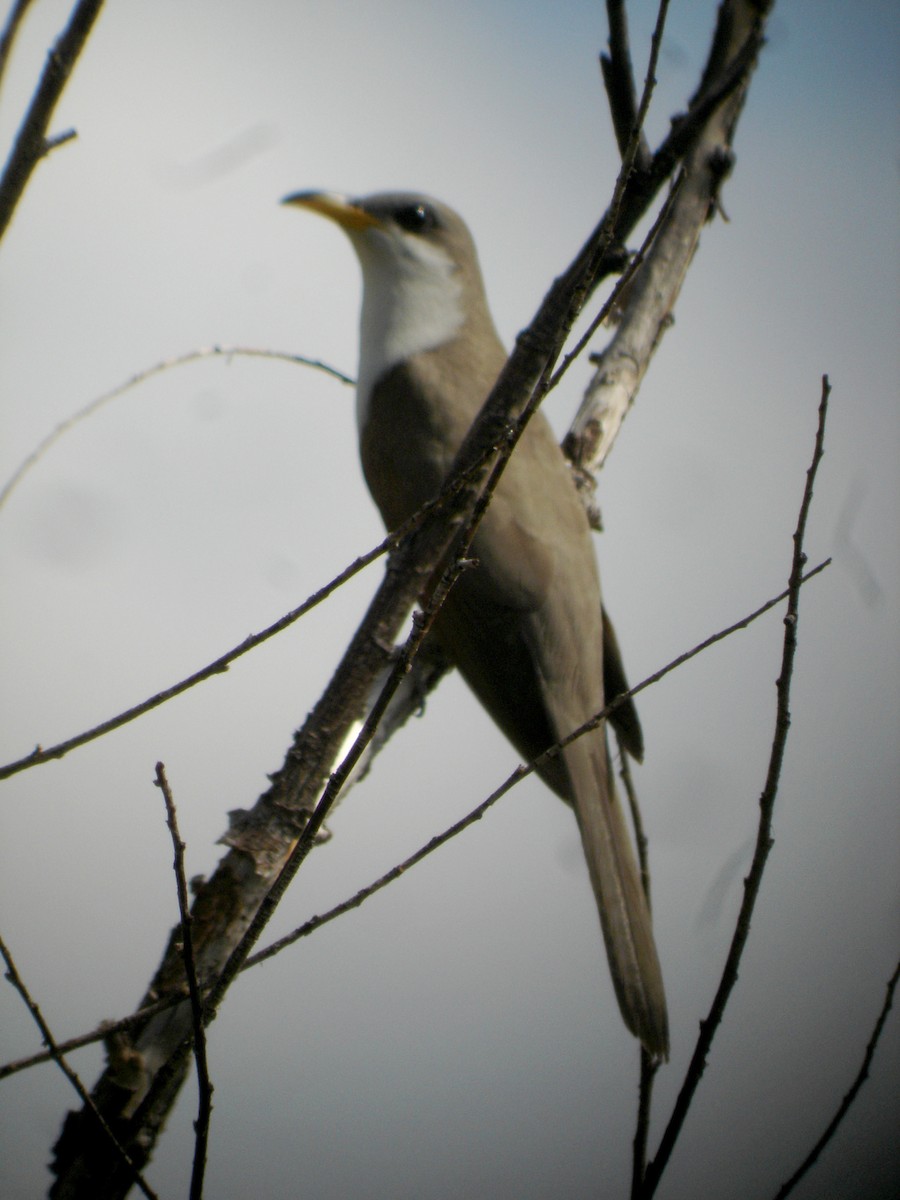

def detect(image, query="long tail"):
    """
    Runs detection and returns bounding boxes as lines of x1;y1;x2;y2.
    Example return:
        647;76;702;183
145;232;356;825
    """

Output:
567;735;669;1059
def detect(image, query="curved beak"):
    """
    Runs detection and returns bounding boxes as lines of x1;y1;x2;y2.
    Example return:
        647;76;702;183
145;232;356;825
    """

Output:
280;191;379;231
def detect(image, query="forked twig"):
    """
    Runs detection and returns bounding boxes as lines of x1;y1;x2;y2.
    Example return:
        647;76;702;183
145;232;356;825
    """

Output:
638;378;832;1197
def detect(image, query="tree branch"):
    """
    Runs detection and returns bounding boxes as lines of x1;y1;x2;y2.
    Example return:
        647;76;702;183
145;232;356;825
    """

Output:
600;0;652;172
566;0;771;479
638;377;831;1197
0;933;157;1200
0;0;104;242
772;958;900;1200
2;557;829;1087
0;344;353;515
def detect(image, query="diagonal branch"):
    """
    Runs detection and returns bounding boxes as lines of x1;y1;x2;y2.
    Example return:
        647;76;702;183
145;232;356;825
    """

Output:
0;0;104;242
772;958;900;1200
0;933;158;1200
567;0;771;481
50;122;666;1200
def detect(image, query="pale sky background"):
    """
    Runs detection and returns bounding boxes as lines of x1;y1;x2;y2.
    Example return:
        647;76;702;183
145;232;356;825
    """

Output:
1;2;898;1198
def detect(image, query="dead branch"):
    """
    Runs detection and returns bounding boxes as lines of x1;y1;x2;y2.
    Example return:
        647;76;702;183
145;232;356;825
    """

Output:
566;0;770;480
0;0;104;242
153;764;211;1200
0;933;157;1200
0;345;353;514
637;376;831;1197
772;958;900;1200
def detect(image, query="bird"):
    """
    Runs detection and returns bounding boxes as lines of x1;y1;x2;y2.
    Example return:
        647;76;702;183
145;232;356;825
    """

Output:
281;190;669;1059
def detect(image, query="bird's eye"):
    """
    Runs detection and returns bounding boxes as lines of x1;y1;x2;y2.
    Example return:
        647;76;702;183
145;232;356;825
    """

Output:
394;203;437;233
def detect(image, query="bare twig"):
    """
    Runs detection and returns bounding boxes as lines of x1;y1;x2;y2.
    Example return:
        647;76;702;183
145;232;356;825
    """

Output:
600;0;651;170
0;933;158;1200
0;0;104;242
639;377;832;1198
199;536;488;1020
631;1050;660;1200
0;344;353;513
772;958;900;1200
0;422;506;786
0;532;388;781
1;559;830;1083
154;764;212;1200
551;174;681;399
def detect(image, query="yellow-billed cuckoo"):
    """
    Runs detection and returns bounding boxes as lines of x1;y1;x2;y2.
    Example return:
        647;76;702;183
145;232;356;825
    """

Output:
282;191;669;1058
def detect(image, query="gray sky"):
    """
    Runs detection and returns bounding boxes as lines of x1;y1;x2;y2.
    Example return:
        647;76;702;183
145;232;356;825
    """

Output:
1;2;898;1197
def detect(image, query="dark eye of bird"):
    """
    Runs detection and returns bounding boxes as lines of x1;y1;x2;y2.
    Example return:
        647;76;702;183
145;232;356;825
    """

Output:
394;203;436;234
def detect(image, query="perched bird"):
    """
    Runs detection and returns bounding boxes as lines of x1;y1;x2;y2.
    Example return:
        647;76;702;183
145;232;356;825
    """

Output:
282;191;669;1058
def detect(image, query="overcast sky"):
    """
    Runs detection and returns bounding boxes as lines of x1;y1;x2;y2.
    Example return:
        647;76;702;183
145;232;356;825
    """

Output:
1;2;898;1198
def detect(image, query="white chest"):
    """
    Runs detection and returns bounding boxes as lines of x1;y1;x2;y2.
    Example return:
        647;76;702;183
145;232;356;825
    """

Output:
355;234;465;427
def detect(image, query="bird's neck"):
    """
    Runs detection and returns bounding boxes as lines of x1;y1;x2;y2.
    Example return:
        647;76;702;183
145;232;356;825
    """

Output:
355;240;466;427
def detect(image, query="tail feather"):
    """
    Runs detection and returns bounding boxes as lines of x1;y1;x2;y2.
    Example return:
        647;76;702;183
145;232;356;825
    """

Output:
566;734;669;1060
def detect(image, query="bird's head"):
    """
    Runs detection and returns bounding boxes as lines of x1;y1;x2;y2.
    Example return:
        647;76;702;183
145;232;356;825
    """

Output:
282;191;497;399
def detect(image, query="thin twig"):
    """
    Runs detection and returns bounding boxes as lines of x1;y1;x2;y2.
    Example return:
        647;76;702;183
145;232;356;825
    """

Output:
631;1050;659;1200
772;958;900;1200
154;764;212;1200
196;491;501;1026
0;428;503;785
0;535;387;780
0;344;353;513
639;377;832;1198
131;549;832;1128
0;0;36;90
601;0;650;169
0;0;104;241
551;175;681;397
0;932;158;1200
0;559;830;1082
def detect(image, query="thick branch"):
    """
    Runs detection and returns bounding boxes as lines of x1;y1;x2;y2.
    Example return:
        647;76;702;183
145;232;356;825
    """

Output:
567;0;770;477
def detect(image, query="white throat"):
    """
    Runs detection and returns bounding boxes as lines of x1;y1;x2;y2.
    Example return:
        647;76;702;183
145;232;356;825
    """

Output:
354;231;465;426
